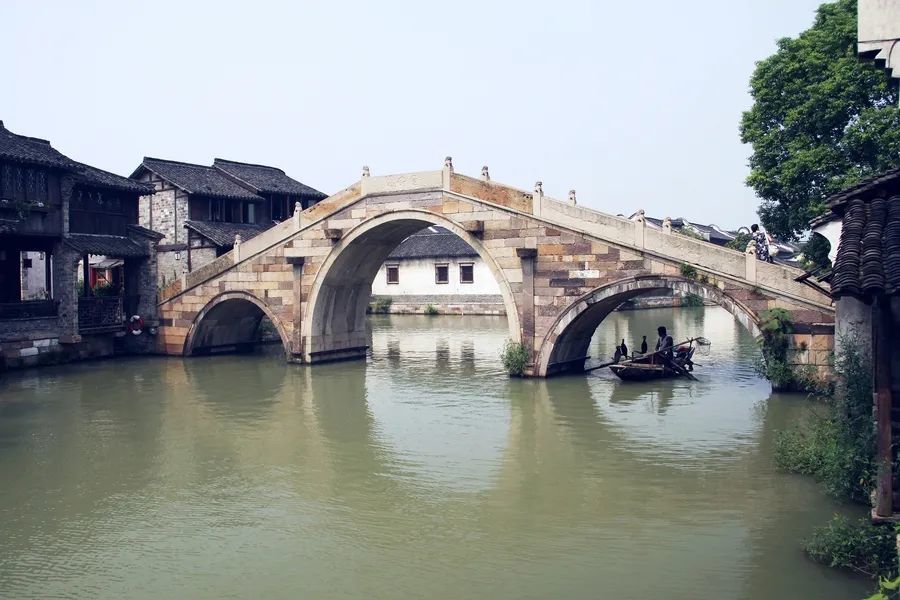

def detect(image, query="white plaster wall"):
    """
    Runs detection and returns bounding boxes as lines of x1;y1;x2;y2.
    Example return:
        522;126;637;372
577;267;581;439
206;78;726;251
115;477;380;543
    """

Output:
372;257;500;296
812;219;842;263
20;251;49;300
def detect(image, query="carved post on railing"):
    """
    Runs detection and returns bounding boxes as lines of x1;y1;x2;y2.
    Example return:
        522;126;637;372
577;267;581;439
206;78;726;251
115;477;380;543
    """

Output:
234;234;242;262
361;165;371;195
442;157;453;191
568;189;577;206
532;181;544;217
662;217;673;234
745;240;758;283
481;165;490;181
634;209;646;249
293;201;302;231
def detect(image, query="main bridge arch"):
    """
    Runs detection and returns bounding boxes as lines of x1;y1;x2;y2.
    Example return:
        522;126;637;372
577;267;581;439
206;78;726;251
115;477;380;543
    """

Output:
302;209;521;363
535;275;762;377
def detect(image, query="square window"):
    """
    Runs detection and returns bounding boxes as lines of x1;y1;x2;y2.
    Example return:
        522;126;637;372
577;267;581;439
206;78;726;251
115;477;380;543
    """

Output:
435;264;449;284
459;263;474;284
386;264;399;284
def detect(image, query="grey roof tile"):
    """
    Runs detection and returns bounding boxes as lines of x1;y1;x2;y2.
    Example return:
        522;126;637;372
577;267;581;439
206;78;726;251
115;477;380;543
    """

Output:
388;227;478;259
139;158;262;200
213;158;326;198
184;220;270;248
65;233;148;257
0;121;72;169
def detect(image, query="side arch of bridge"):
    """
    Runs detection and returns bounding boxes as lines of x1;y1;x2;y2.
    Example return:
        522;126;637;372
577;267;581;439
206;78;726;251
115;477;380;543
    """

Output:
183;290;291;357
534;275;762;376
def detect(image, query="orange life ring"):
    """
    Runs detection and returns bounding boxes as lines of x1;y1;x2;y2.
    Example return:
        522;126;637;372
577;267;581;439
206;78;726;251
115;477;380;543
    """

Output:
128;315;144;335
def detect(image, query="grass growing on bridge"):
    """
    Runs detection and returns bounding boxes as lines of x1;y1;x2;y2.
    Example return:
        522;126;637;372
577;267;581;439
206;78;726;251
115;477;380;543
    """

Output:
500;341;529;377
679;263;698;279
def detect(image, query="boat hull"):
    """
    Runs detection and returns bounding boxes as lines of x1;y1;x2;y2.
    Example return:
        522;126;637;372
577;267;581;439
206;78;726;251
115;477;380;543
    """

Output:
608;363;680;381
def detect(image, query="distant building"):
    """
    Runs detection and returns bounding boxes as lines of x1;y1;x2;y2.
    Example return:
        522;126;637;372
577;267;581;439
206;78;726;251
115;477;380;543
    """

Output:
0;121;161;369
371;226;505;315
131;157;326;285
627;212;802;265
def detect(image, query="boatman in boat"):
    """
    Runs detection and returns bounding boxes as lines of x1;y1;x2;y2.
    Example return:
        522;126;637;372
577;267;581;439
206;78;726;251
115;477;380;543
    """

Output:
655;326;674;363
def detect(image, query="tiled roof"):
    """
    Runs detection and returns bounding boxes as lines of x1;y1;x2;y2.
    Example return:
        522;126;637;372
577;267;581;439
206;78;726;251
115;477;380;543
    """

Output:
0;121;150;194
137;158;262;200
184;220;270;248
213;158;326;198
825;167;900;209
72;161;154;195
831;195;900;298
0;121;72;169
388;227;478;259
64;234;149;257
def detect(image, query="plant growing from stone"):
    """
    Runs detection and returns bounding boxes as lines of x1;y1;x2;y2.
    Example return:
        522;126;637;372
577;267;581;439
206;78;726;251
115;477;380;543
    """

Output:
500;341;529;377
679;263;698;279
424;304;439;316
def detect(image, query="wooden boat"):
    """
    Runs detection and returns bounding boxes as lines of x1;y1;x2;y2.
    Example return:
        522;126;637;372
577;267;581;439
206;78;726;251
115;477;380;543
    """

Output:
607;337;707;382
608;360;682;381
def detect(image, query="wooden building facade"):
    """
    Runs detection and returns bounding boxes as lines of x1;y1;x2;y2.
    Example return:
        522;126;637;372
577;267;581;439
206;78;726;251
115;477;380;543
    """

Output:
131;157;326;286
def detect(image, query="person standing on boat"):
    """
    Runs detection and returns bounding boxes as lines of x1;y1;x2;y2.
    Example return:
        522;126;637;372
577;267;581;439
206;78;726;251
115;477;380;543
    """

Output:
655;326;674;363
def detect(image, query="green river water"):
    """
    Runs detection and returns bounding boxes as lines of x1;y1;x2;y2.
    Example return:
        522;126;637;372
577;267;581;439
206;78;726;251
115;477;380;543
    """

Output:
0;307;871;599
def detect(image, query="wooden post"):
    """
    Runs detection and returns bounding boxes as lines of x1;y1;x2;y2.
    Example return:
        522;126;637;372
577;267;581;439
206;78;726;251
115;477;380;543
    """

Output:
874;297;894;518
82;254;90;297
45;249;53;299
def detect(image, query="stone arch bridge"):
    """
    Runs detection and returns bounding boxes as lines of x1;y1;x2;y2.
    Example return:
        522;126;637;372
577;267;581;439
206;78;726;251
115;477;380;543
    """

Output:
155;164;834;377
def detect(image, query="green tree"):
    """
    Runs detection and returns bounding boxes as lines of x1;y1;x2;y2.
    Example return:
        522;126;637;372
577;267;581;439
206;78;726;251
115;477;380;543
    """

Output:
740;0;900;240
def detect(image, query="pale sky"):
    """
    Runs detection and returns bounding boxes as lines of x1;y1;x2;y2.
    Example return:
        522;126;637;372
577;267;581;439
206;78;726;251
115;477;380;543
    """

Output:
3;0;824;229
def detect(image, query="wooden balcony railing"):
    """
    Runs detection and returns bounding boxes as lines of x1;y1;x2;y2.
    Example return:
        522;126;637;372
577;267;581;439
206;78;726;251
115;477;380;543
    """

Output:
78;296;123;331
0;300;58;320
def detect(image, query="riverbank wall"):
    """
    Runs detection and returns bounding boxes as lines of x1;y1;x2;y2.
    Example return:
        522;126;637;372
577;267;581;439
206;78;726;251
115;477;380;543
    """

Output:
616;293;715;311
368;294;506;316
1;328;156;370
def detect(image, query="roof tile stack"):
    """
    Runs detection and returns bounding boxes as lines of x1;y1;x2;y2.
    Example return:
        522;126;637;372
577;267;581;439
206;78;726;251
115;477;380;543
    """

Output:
886;197;900;296
831;194;900;299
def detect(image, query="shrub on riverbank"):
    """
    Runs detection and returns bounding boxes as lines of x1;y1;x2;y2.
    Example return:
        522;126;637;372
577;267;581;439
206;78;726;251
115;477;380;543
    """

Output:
753;308;821;393
772;332;890;585
804;516;897;579
773;334;874;502
500;341;529;376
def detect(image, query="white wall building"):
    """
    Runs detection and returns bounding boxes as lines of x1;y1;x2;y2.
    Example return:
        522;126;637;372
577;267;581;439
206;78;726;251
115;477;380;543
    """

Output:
371;227;504;315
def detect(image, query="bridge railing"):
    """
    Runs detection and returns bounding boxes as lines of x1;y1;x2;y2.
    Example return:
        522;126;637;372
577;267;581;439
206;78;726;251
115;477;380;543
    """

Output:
158;183;364;304
535;195;830;309
157;166;831;313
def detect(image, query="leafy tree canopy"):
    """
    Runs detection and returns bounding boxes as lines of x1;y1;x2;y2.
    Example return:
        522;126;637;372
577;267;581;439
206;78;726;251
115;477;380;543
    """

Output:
740;0;900;240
